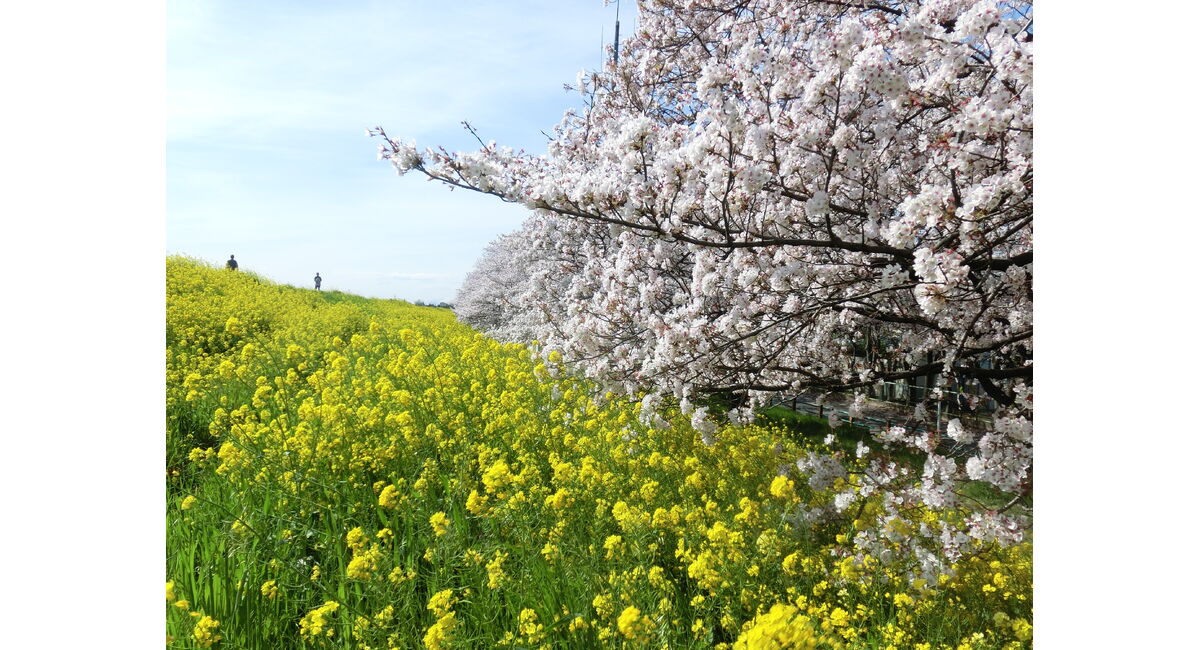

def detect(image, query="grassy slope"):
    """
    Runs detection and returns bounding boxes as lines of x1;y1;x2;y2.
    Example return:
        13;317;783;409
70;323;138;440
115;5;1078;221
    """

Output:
166;256;1031;649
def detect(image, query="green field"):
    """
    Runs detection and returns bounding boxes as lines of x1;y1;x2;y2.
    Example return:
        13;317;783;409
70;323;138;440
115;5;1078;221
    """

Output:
167;257;1031;649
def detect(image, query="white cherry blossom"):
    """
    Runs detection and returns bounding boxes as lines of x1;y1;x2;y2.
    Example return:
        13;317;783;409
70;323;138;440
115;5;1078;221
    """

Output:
379;0;1034;576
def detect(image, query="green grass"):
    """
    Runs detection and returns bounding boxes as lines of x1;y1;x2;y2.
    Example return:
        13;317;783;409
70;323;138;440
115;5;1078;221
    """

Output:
165;257;1032;649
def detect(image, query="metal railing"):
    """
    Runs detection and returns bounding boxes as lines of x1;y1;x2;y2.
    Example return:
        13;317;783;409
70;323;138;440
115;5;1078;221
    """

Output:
769;385;993;438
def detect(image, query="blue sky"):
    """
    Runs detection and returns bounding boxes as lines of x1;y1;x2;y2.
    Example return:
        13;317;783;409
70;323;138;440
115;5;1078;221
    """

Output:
168;0;636;302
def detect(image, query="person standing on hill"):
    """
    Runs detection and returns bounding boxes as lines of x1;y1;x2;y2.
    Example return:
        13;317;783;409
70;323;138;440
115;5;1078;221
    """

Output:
227;254;239;271
314;273;322;290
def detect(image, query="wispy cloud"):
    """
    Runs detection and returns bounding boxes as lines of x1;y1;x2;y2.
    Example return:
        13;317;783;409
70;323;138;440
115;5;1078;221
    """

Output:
168;1;614;147
168;0;637;302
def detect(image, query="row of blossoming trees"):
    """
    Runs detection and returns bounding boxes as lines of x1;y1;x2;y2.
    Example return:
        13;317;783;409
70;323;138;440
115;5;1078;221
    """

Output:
375;0;1032;579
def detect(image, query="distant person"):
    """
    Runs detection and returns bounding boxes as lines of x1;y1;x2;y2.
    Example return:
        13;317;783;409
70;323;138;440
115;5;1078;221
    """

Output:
226;254;238;271
314;273;322;290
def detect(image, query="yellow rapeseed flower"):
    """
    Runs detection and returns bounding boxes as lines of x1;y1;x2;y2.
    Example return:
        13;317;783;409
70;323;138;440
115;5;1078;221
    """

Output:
617;606;652;643
378;484;401;509
347;546;383;580
427;589;458;618
192;615;221;648
603;534;624;560
769;475;796;500
734;604;819;649
466;489;489;515
299;601;340;639
487;552;508;589
164;258;1033;649
423;612;456;650
346;527;368;551
592;593;615;619
518;608;544;642
1012;618;1033;641
429;511;451;537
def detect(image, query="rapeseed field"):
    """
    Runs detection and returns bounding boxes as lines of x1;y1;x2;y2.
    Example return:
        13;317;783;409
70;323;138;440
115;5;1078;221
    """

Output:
166;256;1031;649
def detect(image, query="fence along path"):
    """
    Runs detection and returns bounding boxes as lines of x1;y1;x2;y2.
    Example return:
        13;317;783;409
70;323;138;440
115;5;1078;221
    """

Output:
769;385;994;457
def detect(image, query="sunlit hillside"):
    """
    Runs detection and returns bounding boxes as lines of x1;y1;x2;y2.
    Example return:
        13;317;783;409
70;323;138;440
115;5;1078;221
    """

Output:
166;256;1031;649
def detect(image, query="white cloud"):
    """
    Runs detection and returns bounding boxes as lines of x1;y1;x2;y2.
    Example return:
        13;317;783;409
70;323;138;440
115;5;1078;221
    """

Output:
168;0;637;302
168;1;615;146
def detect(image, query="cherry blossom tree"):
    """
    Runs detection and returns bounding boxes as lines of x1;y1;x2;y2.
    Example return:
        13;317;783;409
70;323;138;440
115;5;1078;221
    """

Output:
377;0;1033;578
454;229;536;342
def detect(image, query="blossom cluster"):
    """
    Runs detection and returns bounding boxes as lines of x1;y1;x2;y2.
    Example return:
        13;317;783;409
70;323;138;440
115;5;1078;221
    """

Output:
388;0;1034;574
